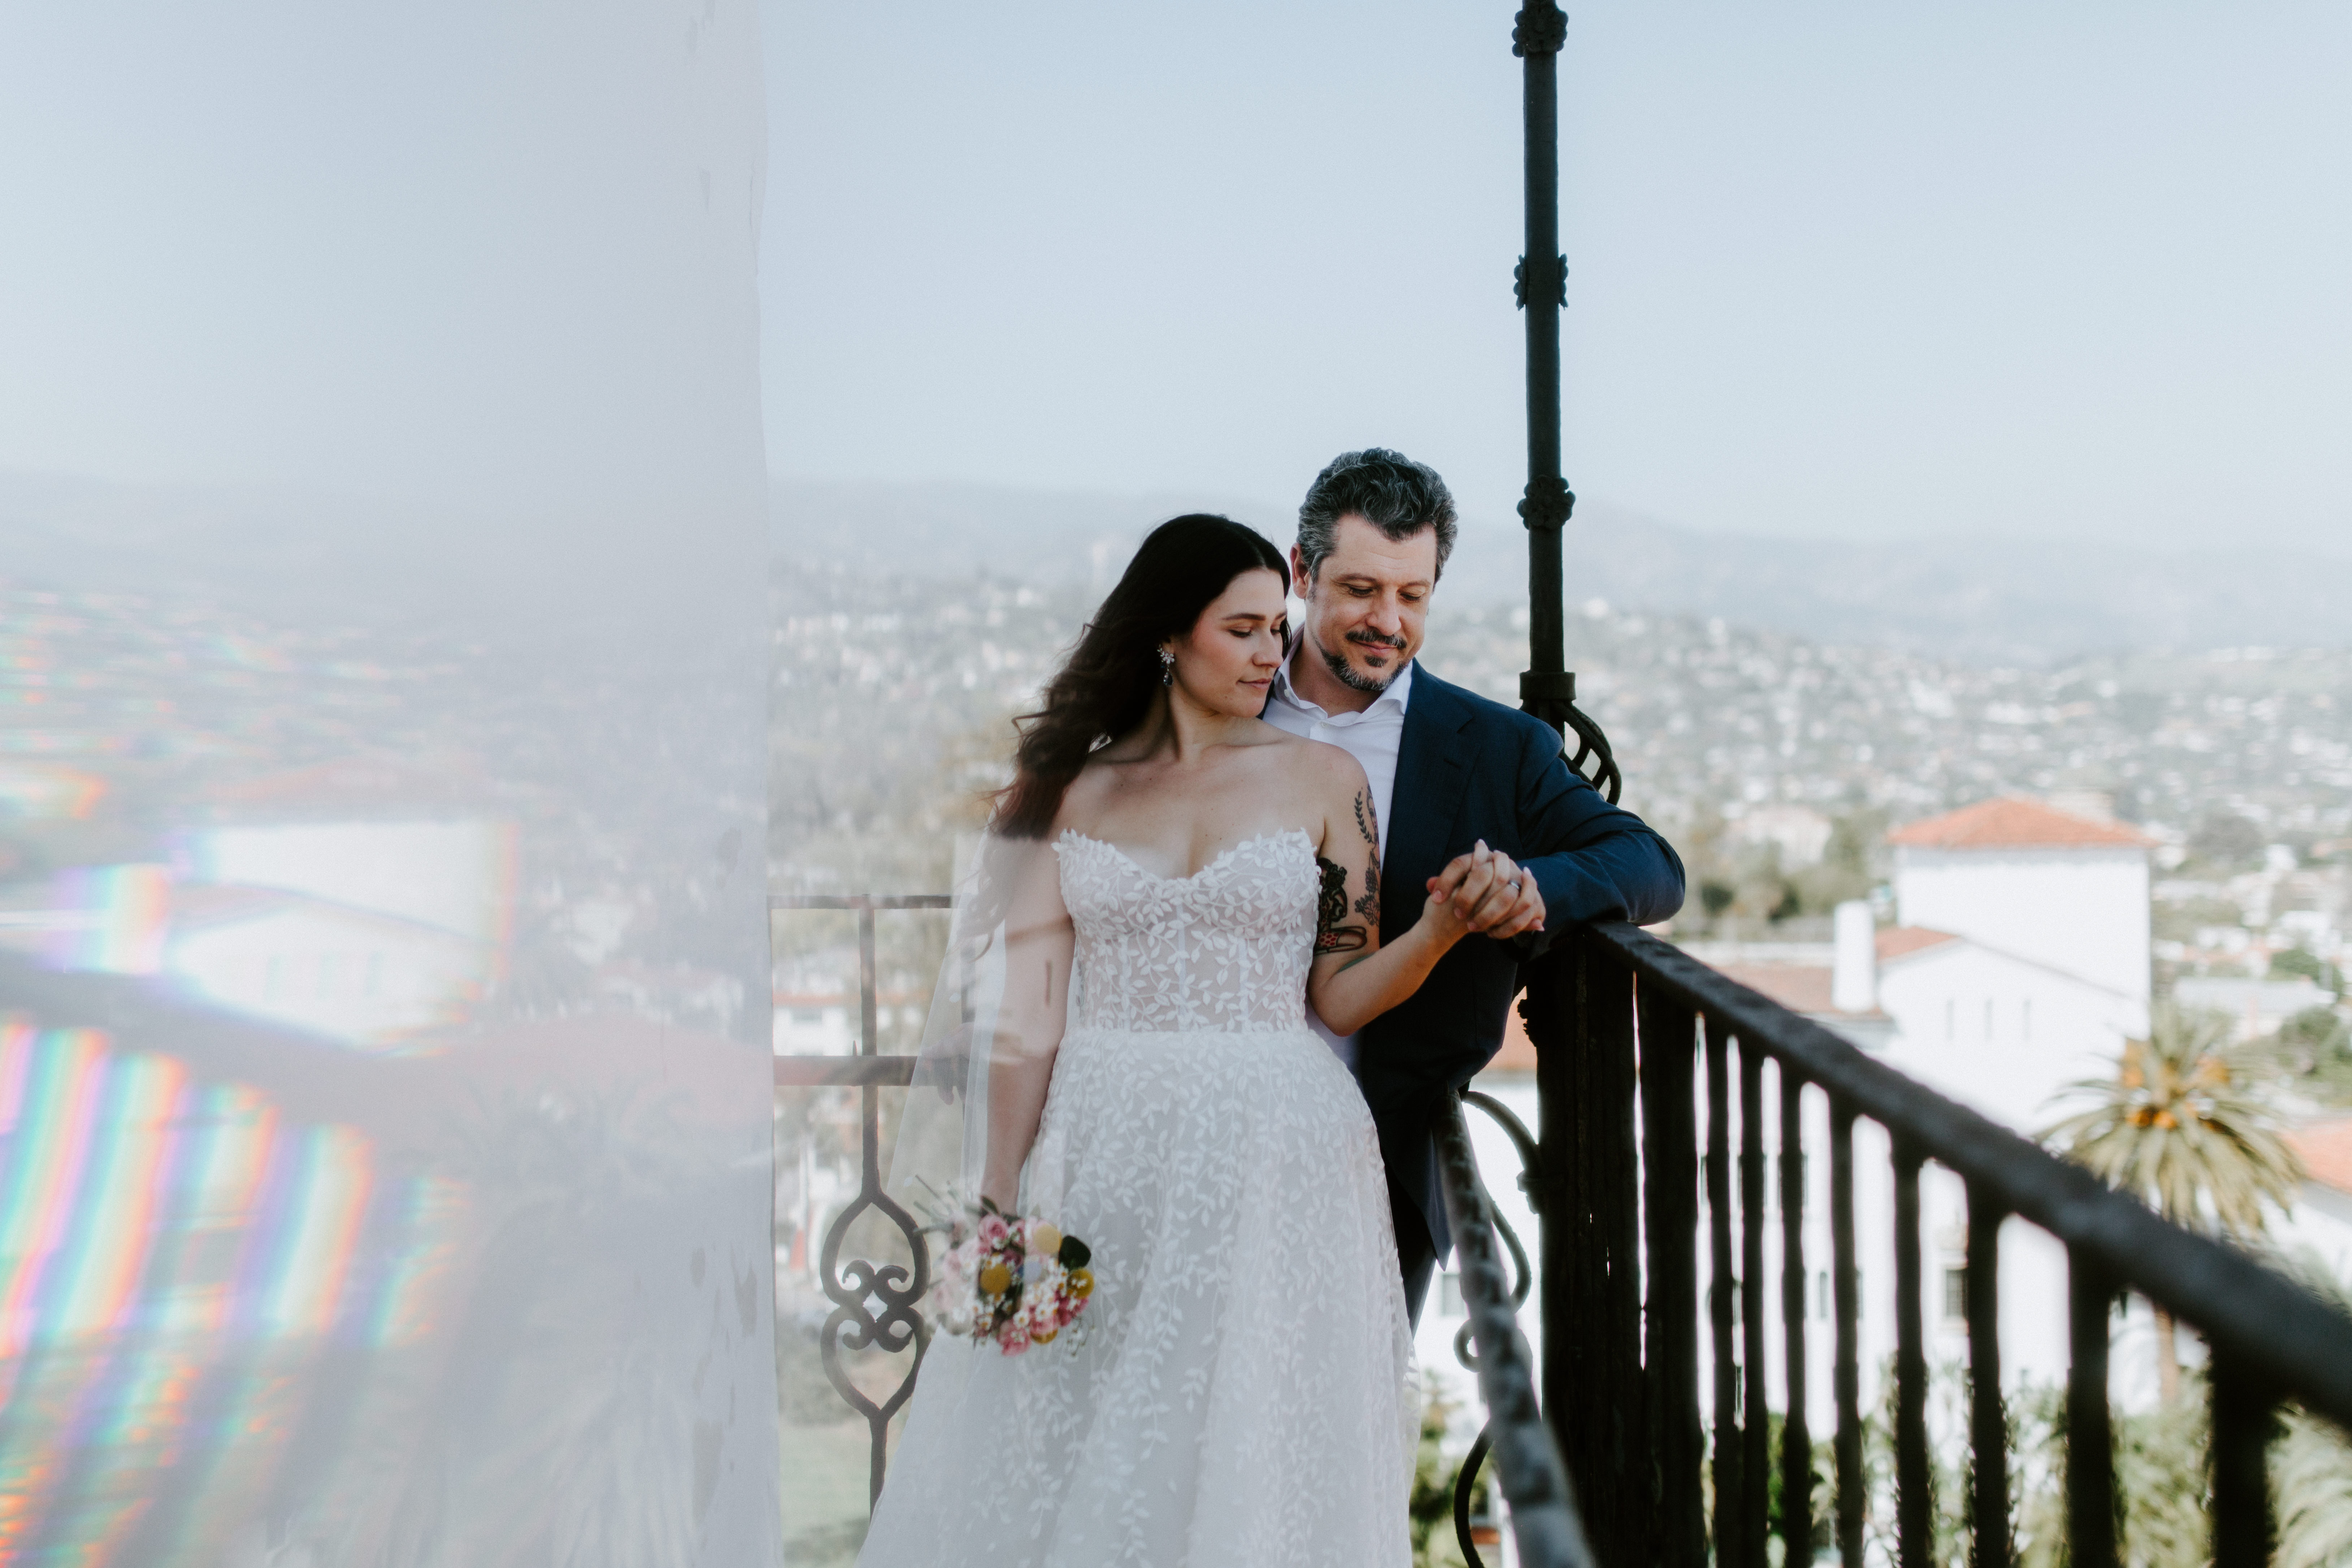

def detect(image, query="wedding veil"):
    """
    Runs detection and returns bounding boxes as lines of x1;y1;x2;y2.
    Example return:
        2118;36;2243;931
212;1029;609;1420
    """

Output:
886;830;1070;1242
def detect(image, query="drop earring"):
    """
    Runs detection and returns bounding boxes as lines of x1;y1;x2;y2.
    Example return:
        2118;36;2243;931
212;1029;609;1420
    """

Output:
1158;648;1175;687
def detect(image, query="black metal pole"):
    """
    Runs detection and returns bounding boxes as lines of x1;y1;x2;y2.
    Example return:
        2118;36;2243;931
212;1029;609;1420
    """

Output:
1516;0;1568;707
1513;2;1620;801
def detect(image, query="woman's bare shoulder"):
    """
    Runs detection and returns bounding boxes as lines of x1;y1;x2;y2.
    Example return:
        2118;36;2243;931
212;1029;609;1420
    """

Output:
1258;734;1370;831
1047;763;1118;833
1288;732;1371;789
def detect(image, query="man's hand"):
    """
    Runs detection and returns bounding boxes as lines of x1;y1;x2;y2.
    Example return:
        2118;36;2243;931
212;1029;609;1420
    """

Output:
1427;840;1547;940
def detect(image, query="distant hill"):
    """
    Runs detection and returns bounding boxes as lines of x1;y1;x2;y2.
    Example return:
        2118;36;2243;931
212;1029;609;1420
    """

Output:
3;467;2336;670
774;477;2350;668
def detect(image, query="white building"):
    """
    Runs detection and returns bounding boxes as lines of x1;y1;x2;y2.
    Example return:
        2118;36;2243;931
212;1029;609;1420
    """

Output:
160;762;518;1049
1885;795;2154;1008
168;884;499;1045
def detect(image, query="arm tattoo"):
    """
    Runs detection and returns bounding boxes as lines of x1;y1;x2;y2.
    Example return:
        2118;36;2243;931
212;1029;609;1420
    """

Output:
1315;855;1368;953
1351;789;1382;928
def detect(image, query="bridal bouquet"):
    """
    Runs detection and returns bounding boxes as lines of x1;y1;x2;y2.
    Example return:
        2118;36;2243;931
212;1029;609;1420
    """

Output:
928;1197;1094;1355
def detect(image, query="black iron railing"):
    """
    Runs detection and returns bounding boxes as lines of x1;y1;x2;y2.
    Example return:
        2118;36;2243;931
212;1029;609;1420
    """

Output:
1439;1087;1595;1568
774;895;2352;1567
772;893;945;1507
1525;919;2352;1568
771;892;1590;1560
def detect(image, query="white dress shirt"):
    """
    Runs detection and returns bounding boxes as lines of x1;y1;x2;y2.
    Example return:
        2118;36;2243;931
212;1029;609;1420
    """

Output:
1261;656;1415;1069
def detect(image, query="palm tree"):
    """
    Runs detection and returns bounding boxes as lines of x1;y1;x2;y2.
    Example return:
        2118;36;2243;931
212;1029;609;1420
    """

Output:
2045;1002;2303;1400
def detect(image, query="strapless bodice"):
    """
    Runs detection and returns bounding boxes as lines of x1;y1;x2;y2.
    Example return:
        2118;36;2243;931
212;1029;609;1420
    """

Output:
1054;829;1317;1034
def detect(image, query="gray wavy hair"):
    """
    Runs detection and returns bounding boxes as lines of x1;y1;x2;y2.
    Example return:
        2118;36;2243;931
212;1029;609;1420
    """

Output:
1295;447;1459;584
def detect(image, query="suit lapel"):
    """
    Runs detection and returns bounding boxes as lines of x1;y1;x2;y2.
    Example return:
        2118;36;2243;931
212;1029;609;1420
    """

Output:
1381;663;1477;944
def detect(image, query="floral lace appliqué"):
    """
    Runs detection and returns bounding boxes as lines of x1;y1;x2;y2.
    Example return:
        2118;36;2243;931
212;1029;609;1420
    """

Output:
1055;829;1318;1035
857;825;1418;1568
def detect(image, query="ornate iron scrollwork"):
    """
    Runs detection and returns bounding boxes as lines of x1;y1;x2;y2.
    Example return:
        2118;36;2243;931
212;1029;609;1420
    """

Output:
817;1188;930;1403
1451;1088;1544;1568
775;892;954;1511
1561;703;1622;804
817;1154;933;1507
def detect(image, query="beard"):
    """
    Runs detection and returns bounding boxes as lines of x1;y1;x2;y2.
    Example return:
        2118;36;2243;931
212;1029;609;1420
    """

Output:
1318;632;1408;694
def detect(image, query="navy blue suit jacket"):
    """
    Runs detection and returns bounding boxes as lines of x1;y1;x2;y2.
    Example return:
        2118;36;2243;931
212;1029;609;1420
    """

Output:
1356;662;1685;1270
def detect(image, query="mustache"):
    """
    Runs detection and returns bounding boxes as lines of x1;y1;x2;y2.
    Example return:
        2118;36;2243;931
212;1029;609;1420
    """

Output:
1344;630;1408;652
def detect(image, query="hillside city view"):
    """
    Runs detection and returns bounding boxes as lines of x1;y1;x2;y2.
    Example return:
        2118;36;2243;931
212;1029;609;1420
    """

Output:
12;5;2352;1565
771;556;2352;996
11;502;2349;1567
764;507;2352;1563
0;576;761;1041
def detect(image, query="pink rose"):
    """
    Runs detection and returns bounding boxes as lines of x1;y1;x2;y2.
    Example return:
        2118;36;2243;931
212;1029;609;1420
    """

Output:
977;1215;1009;1249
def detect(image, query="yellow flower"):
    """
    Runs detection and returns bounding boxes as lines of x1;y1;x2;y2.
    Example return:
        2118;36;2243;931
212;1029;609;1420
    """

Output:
978;1263;1011;1297
1068;1268;1094;1297
1031;1223;1063;1257
1031;1325;1057;1344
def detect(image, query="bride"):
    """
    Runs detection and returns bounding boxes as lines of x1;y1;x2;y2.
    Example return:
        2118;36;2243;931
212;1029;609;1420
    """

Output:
859;514;1513;1568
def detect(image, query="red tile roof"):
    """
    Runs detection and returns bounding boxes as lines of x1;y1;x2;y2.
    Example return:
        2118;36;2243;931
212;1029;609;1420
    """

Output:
1716;964;1835;1014
1888;796;2157;851
1877;926;1959;962
2288;1118;2352;1196
1489;998;1540;1074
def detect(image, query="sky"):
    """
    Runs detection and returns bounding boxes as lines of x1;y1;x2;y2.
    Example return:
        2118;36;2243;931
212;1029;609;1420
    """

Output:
2;5;2343;562
764;1;2352;556
0;1;766;528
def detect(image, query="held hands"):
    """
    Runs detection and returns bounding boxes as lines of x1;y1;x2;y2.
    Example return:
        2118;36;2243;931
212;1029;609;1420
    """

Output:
1319;838;1544;1037
1422;840;1547;943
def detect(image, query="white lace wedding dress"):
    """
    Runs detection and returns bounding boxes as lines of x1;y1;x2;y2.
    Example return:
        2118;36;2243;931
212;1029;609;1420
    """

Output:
857;828;1417;1568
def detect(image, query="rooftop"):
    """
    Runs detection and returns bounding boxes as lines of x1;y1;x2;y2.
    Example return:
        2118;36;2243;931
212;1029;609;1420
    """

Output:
1878;926;1960;962
2288;1117;2352;1197
1888;796;2157;852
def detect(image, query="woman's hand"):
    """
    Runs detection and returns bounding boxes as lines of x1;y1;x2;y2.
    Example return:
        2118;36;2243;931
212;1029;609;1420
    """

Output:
1413;841;1510;951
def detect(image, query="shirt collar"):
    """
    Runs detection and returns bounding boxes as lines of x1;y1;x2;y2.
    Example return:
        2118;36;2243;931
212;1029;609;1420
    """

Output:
1271;653;1414;721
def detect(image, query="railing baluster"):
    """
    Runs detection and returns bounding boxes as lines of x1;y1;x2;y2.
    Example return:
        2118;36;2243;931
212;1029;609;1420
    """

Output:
1894;1141;1930;1568
1779;1069;1812;1567
1536;937;1648;1568
1967;1186;2010;1568
2211;1350;2278;1568
2066;1253;2117;1568
1706;1020;1741;1564
1830;1105;1862;1568
1638;984;1704;1568
1571;918;2352;1568
1740;1041;1769;1568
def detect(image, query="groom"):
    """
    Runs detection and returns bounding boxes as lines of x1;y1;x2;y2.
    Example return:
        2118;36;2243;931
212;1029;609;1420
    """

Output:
1260;447;1686;1325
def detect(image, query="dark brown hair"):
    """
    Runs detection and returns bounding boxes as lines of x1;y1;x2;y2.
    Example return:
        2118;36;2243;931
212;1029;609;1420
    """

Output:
993;514;1288;838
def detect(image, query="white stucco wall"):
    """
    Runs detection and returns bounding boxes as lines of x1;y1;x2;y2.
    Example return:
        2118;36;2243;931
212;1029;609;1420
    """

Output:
168;902;493;1046
1876;941;2142;1135
187;819;518;943
1895;846;2152;1006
